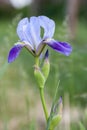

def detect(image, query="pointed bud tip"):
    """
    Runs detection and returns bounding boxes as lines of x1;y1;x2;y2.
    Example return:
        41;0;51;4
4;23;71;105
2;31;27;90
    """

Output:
44;49;49;59
59;96;62;104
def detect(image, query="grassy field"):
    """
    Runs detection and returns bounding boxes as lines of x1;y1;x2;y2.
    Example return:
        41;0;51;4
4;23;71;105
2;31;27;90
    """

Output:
0;16;87;130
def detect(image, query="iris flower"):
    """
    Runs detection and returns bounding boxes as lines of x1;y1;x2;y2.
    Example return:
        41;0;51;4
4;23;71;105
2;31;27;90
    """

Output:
8;16;72;63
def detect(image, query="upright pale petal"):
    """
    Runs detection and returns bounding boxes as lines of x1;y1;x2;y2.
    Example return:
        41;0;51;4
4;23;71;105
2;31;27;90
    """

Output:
43;39;72;56
38;16;55;39
17;18;29;42
29;16;41;48
17;18;34;49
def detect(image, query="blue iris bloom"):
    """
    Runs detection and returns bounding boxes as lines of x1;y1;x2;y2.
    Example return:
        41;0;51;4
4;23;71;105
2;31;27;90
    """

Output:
8;16;72;63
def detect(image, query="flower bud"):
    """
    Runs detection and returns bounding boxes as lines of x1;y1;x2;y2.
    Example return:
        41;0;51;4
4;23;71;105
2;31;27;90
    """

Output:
49;97;63;129
42;50;50;81
49;114;62;129
34;65;45;88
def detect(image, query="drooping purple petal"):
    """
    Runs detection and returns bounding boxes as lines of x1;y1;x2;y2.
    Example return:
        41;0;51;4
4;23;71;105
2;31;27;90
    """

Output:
44;39;72;56
8;43;24;63
38;16;55;39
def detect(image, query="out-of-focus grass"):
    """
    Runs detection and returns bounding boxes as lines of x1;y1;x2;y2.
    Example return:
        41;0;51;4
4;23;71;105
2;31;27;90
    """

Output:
46;20;87;105
0;16;87;130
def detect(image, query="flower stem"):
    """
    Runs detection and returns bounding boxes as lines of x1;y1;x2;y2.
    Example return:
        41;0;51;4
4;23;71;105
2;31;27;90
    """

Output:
35;57;48;121
39;88;48;121
35;56;39;66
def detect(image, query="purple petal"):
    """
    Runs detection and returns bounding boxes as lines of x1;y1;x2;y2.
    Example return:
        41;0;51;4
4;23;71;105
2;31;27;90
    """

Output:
8;44;24;63
44;39;72;56
38;16;55;39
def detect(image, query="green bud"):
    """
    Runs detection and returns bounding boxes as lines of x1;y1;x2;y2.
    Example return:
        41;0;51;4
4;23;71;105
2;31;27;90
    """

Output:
49;114;62;129
42;50;50;80
49;97;63;129
34;65;45;88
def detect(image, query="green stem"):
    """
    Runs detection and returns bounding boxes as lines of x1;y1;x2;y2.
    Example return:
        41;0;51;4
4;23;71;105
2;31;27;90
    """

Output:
39;88;48;121
35;56;39;66
35;57;48;121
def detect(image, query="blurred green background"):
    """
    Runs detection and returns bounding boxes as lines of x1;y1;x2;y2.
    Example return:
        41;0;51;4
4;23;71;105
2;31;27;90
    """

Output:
0;0;87;130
